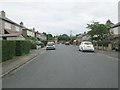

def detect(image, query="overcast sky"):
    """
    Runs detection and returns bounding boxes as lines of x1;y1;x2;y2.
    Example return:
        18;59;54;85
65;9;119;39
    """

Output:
0;0;119;36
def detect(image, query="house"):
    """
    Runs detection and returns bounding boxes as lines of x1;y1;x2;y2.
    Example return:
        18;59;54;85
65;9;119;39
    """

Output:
76;32;91;43
0;11;25;40
35;31;47;41
22;25;36;38
110;22;120;40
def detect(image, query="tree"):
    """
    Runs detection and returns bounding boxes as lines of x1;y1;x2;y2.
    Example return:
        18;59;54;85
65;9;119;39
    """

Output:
87;22;108;41
58;34;70;41
47;34;53;41
42;32;47;36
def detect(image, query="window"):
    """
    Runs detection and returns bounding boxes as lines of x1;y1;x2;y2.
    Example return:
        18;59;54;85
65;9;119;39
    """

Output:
15;26;20;32
5;22;11;29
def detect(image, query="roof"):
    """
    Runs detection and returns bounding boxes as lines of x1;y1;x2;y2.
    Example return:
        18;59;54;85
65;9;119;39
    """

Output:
3;29;22;38
111;22;120;28
0;16;21;27
0;34;21;37
5;29;22;35
0;29;23;38
0;14;28;29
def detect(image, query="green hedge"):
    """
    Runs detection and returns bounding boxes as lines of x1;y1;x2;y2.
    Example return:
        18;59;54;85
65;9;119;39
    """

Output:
2;40;16;62
30;42;36;49
15;40;31;56
112;40;120;51
97;41;110;47
42;40;47;46
2;40;31;62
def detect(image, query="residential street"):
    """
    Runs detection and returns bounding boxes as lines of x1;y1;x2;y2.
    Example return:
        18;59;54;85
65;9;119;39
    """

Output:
3;44;118;88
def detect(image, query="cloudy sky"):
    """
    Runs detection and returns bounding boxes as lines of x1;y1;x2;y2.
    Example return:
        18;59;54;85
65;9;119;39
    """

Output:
0;0;119;35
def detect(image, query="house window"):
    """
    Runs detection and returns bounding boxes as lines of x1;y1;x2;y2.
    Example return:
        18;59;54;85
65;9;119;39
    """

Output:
15;26;20;32
5;22;11;29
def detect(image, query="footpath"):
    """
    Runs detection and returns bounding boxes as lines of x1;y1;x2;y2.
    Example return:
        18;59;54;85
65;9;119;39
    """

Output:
1;48;45;78
96;50;119;60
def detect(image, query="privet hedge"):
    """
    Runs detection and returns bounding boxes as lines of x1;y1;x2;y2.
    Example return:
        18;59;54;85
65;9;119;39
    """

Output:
2;40;16;62
95;41;111;47
15;40;31;56
2;40;31;62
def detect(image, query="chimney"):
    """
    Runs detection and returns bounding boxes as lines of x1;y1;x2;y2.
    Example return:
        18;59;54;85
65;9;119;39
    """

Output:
20;22;24;26
33;28;35;32
1;11;6;17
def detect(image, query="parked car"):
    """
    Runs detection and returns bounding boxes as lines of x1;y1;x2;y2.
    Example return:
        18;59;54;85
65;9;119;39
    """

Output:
79;41;95;52
65;42;70;45
46;42;56;50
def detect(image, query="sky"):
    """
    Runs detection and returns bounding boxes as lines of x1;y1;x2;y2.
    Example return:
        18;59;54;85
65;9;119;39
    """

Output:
0;0;119;36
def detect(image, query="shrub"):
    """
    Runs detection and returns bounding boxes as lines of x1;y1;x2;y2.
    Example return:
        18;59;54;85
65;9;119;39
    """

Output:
42;40;47;46
2;40;16;62
30;42;36;49
112;40;120;51
15;40;31;56
97;41;110;47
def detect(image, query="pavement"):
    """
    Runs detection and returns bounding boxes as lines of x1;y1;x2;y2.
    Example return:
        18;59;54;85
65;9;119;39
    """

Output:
1;47;46;78
95;49;119;60
3;44;118;88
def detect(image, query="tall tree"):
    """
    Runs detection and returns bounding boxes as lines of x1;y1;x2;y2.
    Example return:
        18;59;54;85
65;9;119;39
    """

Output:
87;22;108;41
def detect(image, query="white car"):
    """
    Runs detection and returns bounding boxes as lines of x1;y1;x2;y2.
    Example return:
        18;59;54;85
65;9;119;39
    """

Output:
79;41;95;52
46;42;56;50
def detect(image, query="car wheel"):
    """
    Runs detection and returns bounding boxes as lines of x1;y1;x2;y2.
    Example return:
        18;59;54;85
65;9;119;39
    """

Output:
81;48;84;52
82;50;84;52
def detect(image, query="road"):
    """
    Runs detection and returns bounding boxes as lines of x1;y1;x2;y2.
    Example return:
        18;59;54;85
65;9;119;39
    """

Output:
3;44;118;88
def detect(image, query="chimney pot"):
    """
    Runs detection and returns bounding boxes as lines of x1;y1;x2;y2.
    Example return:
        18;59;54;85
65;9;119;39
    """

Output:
20;22;23;26
1;11;5;17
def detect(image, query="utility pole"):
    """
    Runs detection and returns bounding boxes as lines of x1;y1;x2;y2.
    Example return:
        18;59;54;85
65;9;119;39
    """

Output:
70;30;72;37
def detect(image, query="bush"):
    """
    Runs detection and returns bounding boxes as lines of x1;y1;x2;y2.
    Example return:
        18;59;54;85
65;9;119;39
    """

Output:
97;41;110;47
30;42;36;49
112;40;120;51
42;40;47;46
15;40;31;56
2;40;16;62
2;40;31;62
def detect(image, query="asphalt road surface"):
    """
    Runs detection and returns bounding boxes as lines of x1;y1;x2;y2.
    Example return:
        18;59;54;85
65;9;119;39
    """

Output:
3;44;118;88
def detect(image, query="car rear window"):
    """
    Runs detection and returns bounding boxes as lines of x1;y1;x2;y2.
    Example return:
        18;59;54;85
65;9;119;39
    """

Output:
84;42;92;45
47;42;54;46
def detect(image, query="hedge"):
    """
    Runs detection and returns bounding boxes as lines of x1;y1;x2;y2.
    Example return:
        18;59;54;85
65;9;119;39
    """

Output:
96;41;111;47
112;40;120;51
2;40;31;62
30;42;36;49
15;40;31;56
2;40;16;62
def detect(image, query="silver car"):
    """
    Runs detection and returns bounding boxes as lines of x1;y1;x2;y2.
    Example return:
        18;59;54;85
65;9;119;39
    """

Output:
46;42;56;50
